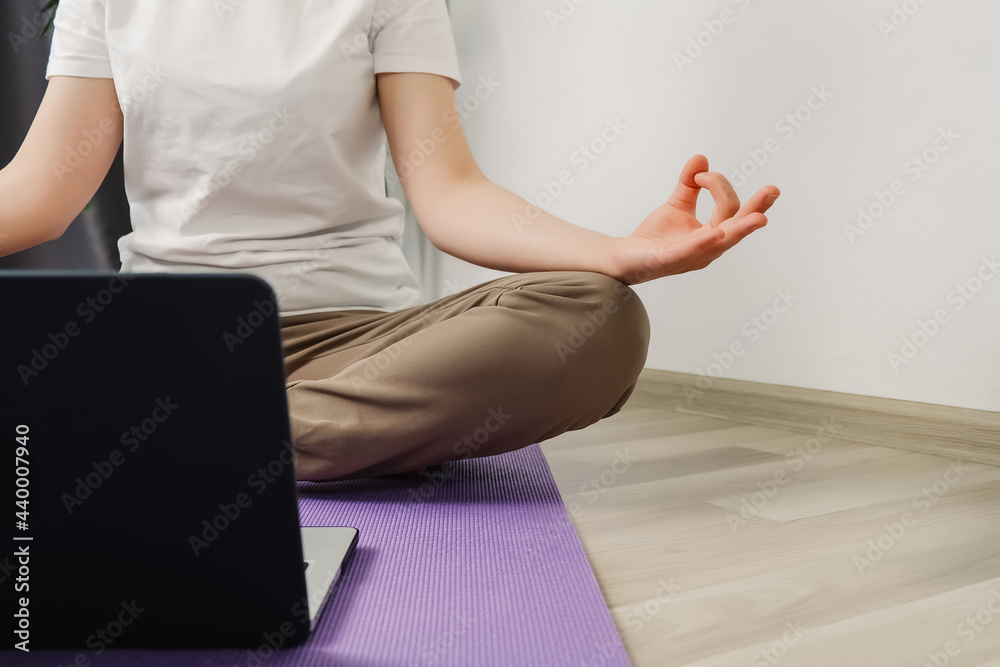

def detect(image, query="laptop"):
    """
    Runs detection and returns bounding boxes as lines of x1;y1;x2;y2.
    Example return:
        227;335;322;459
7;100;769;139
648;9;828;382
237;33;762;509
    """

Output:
1;271;358;650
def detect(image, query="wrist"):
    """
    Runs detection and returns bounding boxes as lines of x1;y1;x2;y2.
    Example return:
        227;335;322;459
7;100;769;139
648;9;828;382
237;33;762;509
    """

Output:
596;235;627;284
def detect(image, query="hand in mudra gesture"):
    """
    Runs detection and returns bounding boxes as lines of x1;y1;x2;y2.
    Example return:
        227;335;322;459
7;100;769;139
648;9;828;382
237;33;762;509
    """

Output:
602;154;780;285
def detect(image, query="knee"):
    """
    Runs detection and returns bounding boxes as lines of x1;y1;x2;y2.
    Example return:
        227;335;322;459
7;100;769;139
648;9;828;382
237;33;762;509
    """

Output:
551;271;650;383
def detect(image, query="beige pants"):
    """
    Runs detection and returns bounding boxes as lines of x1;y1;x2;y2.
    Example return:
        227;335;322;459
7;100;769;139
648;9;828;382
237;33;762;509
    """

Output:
279;271;650;481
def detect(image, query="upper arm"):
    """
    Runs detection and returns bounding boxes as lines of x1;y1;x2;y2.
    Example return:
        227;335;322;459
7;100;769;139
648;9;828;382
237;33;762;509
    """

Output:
377;72;484;238
4;75;123;241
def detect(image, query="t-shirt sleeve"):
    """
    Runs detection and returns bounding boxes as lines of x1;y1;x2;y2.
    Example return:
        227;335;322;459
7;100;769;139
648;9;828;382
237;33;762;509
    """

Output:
370;0;463;90
45;0;113;80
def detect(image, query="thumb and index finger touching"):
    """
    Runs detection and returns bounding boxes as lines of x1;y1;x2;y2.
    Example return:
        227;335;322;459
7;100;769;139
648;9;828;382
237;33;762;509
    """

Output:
669;154;781;229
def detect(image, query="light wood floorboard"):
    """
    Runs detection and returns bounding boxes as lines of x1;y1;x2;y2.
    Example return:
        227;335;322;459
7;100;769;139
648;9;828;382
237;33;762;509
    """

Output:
540;404;1000;667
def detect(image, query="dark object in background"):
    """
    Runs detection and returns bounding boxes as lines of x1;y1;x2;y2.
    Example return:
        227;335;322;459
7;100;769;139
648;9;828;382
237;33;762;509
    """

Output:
0;0;131;270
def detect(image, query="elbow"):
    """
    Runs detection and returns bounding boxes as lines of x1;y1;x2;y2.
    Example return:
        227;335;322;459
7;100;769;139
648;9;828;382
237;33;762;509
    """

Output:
406;173;488;254
40;210;75;246
417;217;445;252
407;198;447;251
46;220;64;243
414;211;459;257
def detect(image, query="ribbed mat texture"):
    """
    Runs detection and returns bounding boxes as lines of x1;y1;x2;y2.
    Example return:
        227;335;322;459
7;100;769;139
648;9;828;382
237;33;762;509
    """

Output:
8;444;629;666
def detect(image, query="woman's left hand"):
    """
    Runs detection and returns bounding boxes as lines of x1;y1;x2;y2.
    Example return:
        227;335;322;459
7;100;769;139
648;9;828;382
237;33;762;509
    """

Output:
602;154;780;285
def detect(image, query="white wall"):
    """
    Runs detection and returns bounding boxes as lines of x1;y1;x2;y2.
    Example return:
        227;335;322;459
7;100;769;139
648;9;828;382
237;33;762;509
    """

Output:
403;0;1000;412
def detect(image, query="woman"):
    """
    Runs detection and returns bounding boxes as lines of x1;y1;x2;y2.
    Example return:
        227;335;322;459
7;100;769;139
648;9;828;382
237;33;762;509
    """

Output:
0;0;779;481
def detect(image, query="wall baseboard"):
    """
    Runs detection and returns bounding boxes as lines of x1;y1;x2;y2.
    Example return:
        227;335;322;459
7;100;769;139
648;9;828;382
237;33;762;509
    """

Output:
629;369;1000;467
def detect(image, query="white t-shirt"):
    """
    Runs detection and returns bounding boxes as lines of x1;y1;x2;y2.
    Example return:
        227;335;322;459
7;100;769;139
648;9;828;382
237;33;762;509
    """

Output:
46;0;463;315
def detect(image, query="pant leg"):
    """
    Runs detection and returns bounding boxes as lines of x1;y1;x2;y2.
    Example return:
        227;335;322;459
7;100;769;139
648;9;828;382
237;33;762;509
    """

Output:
280;270;650;481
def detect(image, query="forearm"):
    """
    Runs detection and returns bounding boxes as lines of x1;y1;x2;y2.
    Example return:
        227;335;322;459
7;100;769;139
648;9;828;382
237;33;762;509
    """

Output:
418;175;616;276
0;165;60;258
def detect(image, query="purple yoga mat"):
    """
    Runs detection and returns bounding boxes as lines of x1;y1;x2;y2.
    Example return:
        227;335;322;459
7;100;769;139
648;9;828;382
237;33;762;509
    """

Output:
8;445;629;666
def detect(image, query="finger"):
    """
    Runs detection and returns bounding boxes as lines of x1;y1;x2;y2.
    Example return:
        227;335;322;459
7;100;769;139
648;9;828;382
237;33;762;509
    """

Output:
712;212;768;253
693;171;741;226
665;154;709;216
733;185;781;221
694;222;726;248
686;212;768;273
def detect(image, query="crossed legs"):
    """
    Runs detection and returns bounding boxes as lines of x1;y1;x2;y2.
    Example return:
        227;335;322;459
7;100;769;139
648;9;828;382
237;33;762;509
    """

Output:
279;271;650;481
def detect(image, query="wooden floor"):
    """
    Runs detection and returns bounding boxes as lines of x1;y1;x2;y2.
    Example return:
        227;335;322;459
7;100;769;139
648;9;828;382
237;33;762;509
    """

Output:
540;403;1000;667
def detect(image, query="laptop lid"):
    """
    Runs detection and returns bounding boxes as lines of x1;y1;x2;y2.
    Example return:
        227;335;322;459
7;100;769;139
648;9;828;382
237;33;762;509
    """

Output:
1;271;315;649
